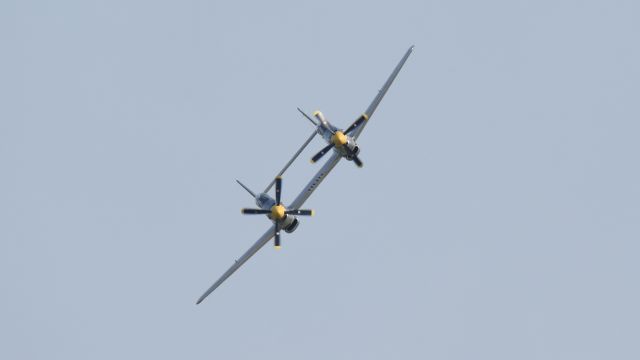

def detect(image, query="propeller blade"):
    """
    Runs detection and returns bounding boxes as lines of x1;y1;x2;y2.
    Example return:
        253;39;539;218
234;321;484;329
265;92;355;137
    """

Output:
285;209;314;216
311;143;335;163
352;155;363;168
242;208;271;214
274;223;281;248
275;176;282;205
343;115;367;135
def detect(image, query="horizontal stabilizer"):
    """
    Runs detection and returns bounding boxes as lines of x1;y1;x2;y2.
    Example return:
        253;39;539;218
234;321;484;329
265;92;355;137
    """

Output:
236;180;256;198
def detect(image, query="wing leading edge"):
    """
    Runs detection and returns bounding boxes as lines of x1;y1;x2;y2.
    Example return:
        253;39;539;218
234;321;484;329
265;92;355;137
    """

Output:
196;225;275;304
352;45;414;140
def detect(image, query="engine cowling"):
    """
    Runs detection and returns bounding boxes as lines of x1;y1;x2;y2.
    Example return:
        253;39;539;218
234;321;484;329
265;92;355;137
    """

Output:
344;142;360;160
283;216;299;233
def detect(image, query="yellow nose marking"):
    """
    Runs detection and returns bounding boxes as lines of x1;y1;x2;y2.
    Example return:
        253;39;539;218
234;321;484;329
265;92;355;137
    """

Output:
331;131;348;146
271;205;286;220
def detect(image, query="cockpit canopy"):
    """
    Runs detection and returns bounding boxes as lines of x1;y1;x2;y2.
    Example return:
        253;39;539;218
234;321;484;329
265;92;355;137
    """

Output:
256;193;275;208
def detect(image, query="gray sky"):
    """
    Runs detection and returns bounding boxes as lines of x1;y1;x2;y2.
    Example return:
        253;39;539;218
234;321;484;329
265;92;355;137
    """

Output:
2;0;639;359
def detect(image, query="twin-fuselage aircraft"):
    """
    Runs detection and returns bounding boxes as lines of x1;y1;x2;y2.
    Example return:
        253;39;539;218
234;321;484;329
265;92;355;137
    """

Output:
196;45;414;304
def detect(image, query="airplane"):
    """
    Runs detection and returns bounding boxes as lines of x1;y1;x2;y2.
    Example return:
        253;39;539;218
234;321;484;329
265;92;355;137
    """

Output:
298;107;367;167
196;45;414;304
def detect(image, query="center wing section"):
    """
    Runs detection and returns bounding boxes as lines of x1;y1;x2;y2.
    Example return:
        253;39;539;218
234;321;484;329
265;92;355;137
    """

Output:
196;224;275;304
288;152;342;210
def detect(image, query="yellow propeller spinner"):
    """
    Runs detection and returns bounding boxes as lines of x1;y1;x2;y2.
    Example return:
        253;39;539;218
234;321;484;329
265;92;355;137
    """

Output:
240;176;314;249
309;111;368;167
331;131;348;147
270;204;286;221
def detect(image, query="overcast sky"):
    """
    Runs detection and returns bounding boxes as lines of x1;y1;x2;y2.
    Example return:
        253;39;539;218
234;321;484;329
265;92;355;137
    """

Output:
2;0;639;359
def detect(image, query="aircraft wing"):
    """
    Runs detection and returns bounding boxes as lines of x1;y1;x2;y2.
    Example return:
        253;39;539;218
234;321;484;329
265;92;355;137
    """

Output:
288;152;342;210
351;45;414;140
196;225;275;304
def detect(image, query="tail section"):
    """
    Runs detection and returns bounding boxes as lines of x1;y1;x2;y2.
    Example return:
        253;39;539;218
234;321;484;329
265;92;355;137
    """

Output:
297;107;318;126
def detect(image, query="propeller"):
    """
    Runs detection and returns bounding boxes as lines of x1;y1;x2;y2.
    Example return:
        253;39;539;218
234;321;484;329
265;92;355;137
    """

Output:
310;113;368;167
241;177;314;248
343;114;368;135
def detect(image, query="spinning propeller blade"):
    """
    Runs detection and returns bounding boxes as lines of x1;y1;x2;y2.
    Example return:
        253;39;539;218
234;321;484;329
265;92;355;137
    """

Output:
274;223;281;248
275;176;282;205
311;143;335;163
344;114;368;135
352;155;363;168
286;209;314;216
242;209;270;214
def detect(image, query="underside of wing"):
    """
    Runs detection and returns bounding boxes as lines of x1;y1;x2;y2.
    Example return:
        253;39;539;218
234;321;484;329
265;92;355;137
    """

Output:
196;225;275;304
